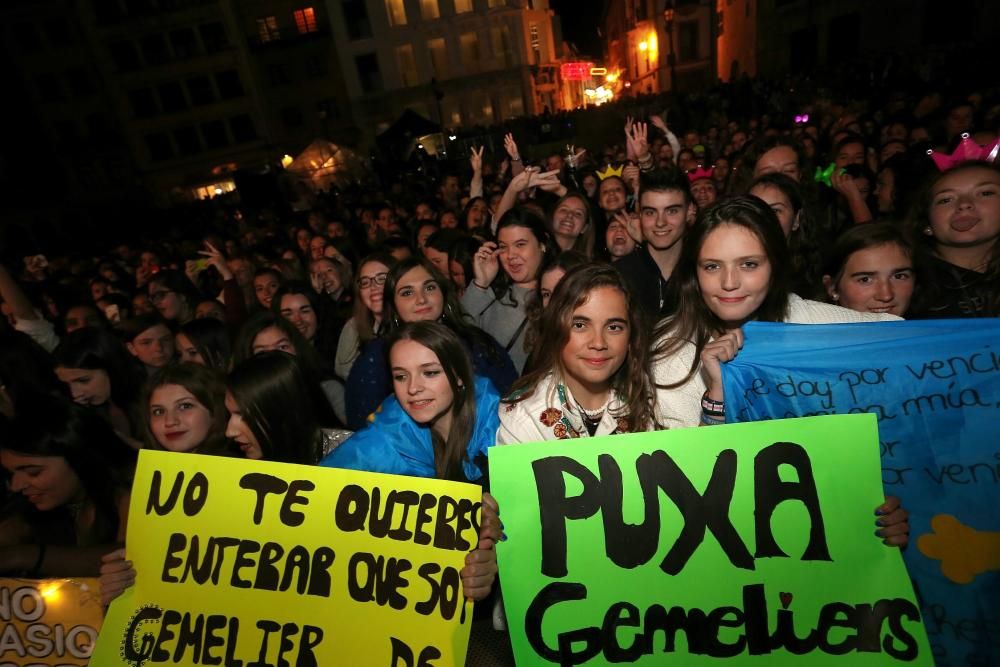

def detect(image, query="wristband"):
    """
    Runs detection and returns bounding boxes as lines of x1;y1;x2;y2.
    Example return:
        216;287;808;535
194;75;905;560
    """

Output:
472;281;490;290
511;156;521;162
700;412;725;426
701;392;724;415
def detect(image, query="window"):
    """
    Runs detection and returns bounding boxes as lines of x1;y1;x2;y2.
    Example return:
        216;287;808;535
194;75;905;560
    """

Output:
280;106;304;128
385;0;407;26
257;16;280;42
229;114;258;143
529;22;540;63
267;62;292;85
454;0;472;13
342;0;372;40
201;119;229;150
294;7;319;33
355;53;383;93
186;75;215;105
487;0;504;7
128;88;158;118
395;44;418;87
108;40;141;71
420;0;440;20
678;21;698;62
490;26;512;67
427;38;448;79
145;132;174;161
140;33;170;65
174;126;201;156
199;22;228;52
215;70;244;98
157;81;187;113
169;28;198;58
459;32;479;73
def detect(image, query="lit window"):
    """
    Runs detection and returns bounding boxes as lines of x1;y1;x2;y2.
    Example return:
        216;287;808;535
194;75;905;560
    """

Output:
460;32;479;73
395;44;418;87
385;0;407;26
454;0;472;12
420;0;439;20
257;16;280;42
294;8;318;33
427;38;448;78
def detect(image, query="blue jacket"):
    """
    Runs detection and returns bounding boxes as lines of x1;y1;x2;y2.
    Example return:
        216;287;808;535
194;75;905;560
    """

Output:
345;335;516;430
321;375;500;481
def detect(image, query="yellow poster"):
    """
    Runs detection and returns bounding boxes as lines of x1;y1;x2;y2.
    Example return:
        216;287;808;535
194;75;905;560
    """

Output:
0;577;103;667
91;451;482;666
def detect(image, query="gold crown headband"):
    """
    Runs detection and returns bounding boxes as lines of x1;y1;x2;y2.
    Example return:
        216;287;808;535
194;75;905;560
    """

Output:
596;164;624;180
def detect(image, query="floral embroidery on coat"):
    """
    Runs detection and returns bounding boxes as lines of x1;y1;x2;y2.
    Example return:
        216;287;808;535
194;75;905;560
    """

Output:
539;408;562;427
616;417;630;434
553;423;568;439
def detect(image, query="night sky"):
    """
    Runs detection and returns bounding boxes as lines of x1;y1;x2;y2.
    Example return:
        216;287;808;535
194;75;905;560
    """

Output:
551;0;604;58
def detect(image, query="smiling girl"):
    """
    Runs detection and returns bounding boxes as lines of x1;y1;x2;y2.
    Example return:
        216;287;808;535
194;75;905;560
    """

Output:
142;364;236;457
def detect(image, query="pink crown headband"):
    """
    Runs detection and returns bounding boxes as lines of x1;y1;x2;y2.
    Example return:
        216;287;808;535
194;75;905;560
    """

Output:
928;133;1000;172
686;166;714;183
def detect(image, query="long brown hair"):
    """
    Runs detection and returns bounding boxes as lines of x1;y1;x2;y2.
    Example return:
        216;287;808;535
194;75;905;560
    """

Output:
653;196;792;389
506;263;658;432
141;363;234;456
386;322;476;482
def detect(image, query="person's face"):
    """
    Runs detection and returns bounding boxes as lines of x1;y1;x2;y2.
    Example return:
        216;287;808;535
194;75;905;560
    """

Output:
909;127;931;145
90;281;109;302
228;260;253;287
498;226;544;285
546;154;565;172
599;179;626;213
175;332;205;365
295;229;312;253
749;184;799;238
928;167;1000;251
139;251;159;271
55;367;112;406
658;143;674;164
252;326;296;355
439;211;459;229
731;132;747;150
605;218;636;259
449;260;467;291
129;324;174;368
559;286;630;397
876;169;895;214
309;237;327;261
539;267;566;308
1;451;84;512
253;274;280;309
415;203;434;221
195;300;226;321
553;197;587;239
690;179;717;209
149;283;186;321
713;159;729;184
132;293;155;316
416;224;437;251
683;131;699;148
423;246;449;275
377;208;395;231
697;224;771;327
64;306;102;333
829;244;914;317
357;261;389;317
225;392;261;459
886;123;907;142
755;146;801;181
946;105;973;137
853;176;871;201
442;176;459;197
393;266;444;322
149;384;214;453
311;260;341;296
582;174;598;196
639;190;691;251
279;293;318;341
677;153;698;172
466;201;487;230
390;339;455;437
834;141;865;168
326;222;347;239
880;141;905;164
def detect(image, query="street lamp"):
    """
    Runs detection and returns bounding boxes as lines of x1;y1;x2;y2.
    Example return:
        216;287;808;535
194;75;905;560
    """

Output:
663;4;677;92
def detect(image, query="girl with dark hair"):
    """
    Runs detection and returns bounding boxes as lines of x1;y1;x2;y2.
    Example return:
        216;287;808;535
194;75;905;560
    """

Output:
908;161;1000;318
252;267;283;310
226;352;347;464
822;223;916;317
462;196;490;233
322;322;500;602
142;363;236;457
0;395;136;576
176;317;232;370
272;280;345;374
651;196;897;429
522;251;588;366
53;327;144;440
345;257;516;429
335;253;395;381
461;206;559;372
500;263;659;442
309;257;353;320
447;235;482;296
147;269;203;325
549;192;595;258
232;311;345;425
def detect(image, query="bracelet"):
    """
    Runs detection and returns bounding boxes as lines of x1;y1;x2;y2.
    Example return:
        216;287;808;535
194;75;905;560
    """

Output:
472;280;490;290
511;156;521;162
700;412;726;426
701;392;724;415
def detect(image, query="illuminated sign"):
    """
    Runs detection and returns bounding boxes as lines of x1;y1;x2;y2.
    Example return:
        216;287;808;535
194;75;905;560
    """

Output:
560;62;595;80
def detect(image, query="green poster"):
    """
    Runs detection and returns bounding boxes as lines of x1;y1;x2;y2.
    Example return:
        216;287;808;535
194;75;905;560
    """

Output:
489;413;932;666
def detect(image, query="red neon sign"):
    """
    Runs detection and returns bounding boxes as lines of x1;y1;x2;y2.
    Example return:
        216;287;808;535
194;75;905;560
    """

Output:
560;62;595;81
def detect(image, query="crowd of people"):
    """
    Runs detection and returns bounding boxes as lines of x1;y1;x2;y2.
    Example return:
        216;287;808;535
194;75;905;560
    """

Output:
0;66;997;660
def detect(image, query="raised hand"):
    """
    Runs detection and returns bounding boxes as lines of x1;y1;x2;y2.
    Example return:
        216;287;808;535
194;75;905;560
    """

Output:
472;241;501;288
700;328;745;400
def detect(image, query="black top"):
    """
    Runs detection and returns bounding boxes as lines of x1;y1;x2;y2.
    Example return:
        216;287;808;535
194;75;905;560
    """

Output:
614;245;675;325
909;252;999;319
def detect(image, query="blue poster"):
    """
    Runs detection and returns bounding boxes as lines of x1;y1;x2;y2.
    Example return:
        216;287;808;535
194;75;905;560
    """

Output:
722;319;1000;667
